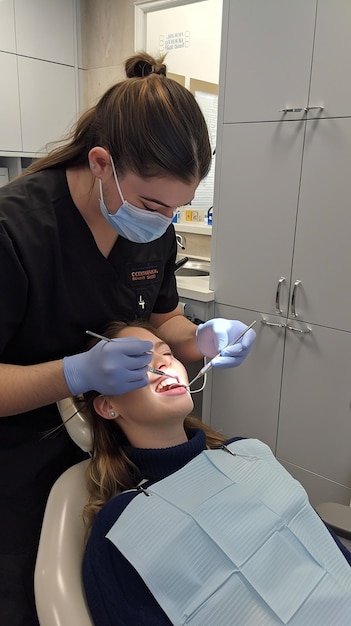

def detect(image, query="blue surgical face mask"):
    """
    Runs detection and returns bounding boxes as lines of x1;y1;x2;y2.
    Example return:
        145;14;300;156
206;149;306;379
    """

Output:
99;157;174;243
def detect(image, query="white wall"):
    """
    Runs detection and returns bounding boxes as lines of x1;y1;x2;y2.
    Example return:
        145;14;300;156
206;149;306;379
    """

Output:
145;0;222;85
80;0;223;107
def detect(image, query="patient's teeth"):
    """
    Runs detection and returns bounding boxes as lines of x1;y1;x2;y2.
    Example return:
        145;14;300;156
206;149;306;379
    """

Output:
156;377;180;392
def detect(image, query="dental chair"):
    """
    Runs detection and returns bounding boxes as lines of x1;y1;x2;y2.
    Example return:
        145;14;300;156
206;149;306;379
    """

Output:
315;500;351;551
34;398;94;626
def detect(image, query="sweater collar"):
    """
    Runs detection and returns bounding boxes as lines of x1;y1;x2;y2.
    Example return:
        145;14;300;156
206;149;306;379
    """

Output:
123;428;207;482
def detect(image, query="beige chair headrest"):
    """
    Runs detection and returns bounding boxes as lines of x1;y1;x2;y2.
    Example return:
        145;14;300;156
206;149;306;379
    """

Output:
57;397;93;453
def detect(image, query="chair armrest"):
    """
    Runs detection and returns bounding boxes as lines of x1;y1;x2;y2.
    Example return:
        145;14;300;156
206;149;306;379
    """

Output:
315;502;351;539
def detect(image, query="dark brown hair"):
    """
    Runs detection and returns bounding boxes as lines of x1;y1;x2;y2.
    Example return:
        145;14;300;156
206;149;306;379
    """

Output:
24;52;212;183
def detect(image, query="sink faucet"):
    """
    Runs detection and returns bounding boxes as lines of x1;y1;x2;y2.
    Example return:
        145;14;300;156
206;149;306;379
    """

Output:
176;233;186;250
174;256;189;272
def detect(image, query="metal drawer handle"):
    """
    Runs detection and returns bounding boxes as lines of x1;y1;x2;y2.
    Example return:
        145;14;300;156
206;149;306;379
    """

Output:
291;280;301;317
275;277;285;314
280;106;323;113
286;324;311;334
280;107;307;113
261;319;286;328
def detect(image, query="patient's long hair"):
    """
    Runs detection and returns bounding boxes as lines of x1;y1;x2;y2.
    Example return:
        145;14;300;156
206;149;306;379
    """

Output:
79;320;227;532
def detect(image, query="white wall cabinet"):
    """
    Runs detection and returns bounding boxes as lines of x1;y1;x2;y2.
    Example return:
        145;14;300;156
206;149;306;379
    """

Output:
0;52;22;151
210;0;351;505
0;0;16;53
0;0;78;171
15;0;76;65
18;57;77;153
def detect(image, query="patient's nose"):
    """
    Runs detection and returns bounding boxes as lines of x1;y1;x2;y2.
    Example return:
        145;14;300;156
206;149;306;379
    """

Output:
152;353;172;371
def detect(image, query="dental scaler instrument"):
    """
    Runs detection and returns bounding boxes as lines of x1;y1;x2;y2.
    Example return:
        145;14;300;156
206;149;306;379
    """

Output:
86;330;115;343
85;330;179;381
148;366;171;377
186;320;257;388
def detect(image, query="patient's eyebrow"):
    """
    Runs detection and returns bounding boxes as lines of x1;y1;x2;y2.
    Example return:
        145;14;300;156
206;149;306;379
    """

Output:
153;341;171;351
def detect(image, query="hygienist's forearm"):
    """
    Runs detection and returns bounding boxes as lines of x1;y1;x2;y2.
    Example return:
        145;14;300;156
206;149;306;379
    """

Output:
155;315;203;362
0;361;71;416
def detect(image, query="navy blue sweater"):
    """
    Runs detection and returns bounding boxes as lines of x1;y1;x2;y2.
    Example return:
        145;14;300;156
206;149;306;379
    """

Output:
82;430;351;625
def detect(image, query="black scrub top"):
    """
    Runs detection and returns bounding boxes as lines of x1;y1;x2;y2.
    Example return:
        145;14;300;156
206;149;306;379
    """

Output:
0;168;178;552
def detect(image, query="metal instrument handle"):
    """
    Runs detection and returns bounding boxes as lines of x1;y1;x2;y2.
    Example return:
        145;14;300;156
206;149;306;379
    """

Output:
275;277;285;314
290;280;301;318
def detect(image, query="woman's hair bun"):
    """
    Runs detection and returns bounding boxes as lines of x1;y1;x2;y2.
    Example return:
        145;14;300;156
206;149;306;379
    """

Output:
125;52;167;78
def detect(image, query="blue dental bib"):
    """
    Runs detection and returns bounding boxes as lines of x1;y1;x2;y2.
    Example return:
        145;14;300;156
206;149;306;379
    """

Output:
107;439;351;625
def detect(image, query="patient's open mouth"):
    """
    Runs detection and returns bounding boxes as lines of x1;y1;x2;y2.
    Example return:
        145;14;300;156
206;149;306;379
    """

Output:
155;377;182;393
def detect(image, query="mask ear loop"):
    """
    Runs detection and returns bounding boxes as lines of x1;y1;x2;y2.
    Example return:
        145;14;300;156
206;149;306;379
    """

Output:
109;155;125;203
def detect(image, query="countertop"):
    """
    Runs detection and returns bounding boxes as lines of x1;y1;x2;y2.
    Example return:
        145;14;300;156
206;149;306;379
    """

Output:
174;222;212;236
176;274;214;302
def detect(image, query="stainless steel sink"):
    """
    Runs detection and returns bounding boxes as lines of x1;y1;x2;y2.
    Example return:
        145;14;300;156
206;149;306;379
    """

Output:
175;259;210;277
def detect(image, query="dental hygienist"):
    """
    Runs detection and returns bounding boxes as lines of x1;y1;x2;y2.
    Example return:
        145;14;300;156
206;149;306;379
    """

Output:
0;52;255;625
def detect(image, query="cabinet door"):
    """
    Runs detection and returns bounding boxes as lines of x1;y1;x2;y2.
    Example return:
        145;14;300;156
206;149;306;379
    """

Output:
15;0;75;65
290;118;351;332
212;121;304;314
18;57;77;153
0;52;22;151
276;322;351;492
0;0;16;53
222;0;316;123
308;0;351;119
208;304;285;451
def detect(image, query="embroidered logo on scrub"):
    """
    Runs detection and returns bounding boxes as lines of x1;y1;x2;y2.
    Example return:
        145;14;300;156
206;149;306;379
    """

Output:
128;264;160;284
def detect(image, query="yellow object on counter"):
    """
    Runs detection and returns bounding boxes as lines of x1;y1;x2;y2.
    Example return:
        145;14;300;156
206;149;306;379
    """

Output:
185;209;204;222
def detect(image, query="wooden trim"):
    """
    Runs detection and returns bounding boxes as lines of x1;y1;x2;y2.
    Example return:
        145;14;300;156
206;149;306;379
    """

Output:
189;78;218;96
168;72;186;86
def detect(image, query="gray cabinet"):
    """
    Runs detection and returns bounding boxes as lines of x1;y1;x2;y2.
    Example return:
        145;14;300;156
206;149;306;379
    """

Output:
309;0;351;120
222;0;351;123
214;117;351;332
212;120;304;315
210;0;351;505
209;304;285;451
210;304;351;508
290;117;351;331
222;0;317;124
